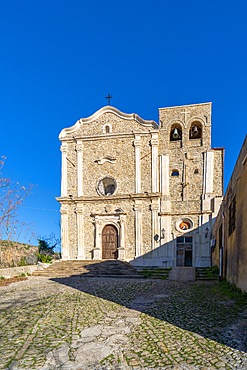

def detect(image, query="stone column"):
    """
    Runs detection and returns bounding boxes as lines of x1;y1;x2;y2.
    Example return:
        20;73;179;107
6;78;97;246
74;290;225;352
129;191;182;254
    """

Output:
76;140;83;197
134;135;142;193
151;199;159;250
61;205;69;259
60;143;68;197
151;133;159;193
118;215;126;260
76;205;84;260
93;217;102;260
134;200;142;257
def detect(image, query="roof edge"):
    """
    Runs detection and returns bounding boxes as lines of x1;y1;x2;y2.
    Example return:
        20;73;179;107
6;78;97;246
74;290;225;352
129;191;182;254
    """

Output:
59;106;158;139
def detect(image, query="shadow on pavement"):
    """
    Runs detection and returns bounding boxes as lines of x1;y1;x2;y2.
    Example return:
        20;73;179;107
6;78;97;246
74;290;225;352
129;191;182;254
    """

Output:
50;260;247;353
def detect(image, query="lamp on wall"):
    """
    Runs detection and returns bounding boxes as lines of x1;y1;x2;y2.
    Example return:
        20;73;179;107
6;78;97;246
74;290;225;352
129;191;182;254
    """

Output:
154;228;165;242
161;228;165;239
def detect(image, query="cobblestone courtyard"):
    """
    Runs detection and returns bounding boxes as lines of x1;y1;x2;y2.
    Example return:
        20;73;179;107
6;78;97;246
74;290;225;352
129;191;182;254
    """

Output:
0;276;247;369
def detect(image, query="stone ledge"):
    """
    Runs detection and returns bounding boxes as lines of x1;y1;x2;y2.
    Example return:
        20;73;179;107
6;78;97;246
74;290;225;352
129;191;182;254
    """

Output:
0;265;38;279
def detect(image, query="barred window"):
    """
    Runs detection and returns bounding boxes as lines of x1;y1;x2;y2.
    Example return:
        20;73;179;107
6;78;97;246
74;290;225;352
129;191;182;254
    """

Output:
228;196;236;236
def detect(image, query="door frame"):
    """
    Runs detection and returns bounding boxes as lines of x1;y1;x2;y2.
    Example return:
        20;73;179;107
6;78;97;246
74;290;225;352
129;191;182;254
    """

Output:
92;214;126;260
102;224;119;259
176;235;193;267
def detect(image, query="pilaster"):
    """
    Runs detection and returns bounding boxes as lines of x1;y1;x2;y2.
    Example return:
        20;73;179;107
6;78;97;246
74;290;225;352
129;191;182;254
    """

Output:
151;133;159;193
61;205;69;259
160;154;171;212
203;151;214;211
151;199;159;250
60;143;68;197
134;135;142;193
76;205;84;259
93;217;102;260
76;140;83;197
134;200;142;257
118;215;126;260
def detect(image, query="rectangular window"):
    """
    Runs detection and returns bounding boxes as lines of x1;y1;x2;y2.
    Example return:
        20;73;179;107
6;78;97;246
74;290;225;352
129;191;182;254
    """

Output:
228;196;236;236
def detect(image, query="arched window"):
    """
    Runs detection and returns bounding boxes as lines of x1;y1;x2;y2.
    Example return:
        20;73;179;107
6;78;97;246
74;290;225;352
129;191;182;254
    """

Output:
170;124;182;141
194;169;199;174
103;124;112;134
189;121;202;139
171;169;179;176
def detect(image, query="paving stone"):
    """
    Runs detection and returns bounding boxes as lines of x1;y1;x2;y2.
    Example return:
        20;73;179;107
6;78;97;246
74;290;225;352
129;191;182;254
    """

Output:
0;277;247;369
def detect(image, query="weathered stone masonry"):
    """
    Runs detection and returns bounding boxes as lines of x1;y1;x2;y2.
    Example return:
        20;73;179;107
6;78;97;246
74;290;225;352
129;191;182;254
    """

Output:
57;103;224;267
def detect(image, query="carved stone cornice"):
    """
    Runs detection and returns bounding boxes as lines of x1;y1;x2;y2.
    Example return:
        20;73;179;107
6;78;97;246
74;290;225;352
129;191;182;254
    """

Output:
56;193;161;203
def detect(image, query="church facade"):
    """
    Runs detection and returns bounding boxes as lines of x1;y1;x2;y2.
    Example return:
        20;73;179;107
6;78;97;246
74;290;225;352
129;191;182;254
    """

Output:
57;103;224;267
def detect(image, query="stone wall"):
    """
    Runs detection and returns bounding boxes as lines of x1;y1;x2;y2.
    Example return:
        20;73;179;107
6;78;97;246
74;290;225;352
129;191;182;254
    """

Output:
212;135;247;292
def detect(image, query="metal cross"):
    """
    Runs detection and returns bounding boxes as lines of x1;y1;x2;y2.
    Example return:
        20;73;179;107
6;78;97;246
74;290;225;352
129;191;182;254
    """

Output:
105;93;113;105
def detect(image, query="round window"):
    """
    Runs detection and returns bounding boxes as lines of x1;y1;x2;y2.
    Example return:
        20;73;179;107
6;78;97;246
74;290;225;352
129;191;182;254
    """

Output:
97;176;117;196
179;221;191;230
176;218;193;232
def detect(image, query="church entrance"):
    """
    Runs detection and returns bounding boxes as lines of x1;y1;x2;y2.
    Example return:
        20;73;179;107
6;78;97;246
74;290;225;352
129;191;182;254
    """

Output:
176;236;193;266
102;225;118;259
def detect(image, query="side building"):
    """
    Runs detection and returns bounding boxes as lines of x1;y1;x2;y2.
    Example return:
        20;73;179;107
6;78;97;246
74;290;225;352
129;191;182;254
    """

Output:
212;135;247;292
57;103;224;268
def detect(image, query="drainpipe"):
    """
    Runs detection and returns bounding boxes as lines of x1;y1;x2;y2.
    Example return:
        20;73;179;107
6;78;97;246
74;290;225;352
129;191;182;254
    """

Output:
219;212;225;282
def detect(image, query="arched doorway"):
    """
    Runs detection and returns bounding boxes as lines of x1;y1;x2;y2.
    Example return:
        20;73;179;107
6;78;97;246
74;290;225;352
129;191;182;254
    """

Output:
102;225;118;259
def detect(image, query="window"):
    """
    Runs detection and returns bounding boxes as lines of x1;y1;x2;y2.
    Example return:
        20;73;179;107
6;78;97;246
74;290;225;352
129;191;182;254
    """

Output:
189;121;202;139
228;196;236;236
194;169;199;174
171;169;179;176
176;218;193;232
103;124;112;134
170;125;182;141
97;176;117;196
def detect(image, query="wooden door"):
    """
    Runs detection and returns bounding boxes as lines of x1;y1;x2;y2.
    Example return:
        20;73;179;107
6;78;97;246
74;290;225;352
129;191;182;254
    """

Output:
102;225;118;259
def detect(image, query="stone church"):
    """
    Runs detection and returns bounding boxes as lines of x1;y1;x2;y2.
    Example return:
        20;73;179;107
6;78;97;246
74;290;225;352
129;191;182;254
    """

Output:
57;102;224;267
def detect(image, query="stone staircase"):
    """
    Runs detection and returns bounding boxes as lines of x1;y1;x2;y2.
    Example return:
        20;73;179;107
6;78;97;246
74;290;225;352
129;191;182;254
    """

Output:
32;260;141;279
137;268;171;279
195;266;219;280
168;267;196;282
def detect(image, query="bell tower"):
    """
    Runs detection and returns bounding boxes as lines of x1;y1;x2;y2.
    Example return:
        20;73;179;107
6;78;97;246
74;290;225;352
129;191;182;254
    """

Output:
158;103;223;267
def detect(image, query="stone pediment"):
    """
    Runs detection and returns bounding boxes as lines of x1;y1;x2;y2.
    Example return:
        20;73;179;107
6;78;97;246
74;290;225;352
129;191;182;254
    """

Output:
59;106;158;139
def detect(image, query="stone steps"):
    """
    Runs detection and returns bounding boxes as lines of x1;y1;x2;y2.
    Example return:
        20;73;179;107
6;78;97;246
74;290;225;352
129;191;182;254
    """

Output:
168;267;196;282
32;260;142;278
138;268;171;279
195;267;219;280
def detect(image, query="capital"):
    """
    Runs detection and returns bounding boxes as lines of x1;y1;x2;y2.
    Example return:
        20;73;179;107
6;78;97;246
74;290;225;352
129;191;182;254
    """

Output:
60;144;67;154
133;135;141;147
134;200;142;212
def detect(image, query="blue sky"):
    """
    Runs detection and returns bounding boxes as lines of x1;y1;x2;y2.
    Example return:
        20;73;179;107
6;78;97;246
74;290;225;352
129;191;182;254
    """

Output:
0;0;246;247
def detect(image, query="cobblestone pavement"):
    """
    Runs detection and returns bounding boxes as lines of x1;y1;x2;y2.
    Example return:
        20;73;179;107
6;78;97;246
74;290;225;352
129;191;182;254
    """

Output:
0;276;247;370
